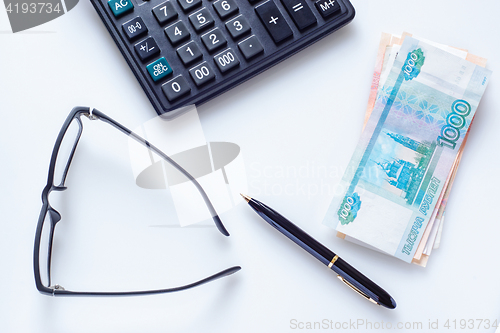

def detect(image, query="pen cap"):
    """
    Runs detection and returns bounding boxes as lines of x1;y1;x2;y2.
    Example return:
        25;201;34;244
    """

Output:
332;257;396;309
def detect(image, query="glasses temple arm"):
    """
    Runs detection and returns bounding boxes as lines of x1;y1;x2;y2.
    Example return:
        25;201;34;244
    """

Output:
85;108;230;237
48;266;241;296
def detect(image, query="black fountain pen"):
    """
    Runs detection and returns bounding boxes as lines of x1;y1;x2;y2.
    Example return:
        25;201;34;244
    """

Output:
241;194;396;309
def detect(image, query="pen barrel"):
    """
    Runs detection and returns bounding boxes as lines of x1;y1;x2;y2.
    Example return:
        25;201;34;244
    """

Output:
248;199;335;266
248;198;396;309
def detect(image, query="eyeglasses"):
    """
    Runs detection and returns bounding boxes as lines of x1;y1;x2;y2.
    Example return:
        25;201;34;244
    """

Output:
33;106;240;296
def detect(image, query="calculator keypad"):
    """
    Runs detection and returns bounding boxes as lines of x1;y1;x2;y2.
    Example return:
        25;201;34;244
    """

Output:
315;0;341;18
189;7;215;32
147;57;173;81
201;28;227;52
189;62;216;86
135;37;160;60
108;0;133;17
122;17;147;40
162;75;191;101
94;0;354;115
255;1;292;43
152;1;178;25
225;15;251;39
177;0;202;13
238;35;264;60
213;0;239;20
282;0;316;31
164;21;190;45
214;48;240;73
177;41;203;65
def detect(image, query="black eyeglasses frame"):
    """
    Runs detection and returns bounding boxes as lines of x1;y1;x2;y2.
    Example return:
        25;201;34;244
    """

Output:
33;106;240;296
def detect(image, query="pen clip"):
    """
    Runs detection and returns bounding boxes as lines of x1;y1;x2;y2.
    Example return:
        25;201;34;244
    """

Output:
337;275;379;306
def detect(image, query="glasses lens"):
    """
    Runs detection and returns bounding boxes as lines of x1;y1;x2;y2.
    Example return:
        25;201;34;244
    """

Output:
38;210;54;287
53;118;81;187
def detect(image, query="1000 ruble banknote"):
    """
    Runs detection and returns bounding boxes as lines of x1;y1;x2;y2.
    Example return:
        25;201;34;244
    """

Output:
324;36;491;263
337;33;487;266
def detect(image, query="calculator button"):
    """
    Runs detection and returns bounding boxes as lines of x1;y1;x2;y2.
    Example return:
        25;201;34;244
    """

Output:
238;35;264;60
189;62;216;86
188;8;214;32
108;0;134;17
213;0;239;20
177;41;203;66
152;1;178;25
255;1;293;43
122;17;147;40
178;0;202;13
165;21;190;45
225;15;251;39
315;0;340;18
134;37;160;61
214;48;240;73
282;0;316;30
162;75;191;101
201;28;227;52
146;57;173;82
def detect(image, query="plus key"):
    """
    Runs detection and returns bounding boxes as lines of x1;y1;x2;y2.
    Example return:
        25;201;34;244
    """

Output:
255;0;292;43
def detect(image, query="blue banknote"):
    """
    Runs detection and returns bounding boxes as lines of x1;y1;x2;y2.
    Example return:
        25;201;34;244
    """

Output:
323;37;492;262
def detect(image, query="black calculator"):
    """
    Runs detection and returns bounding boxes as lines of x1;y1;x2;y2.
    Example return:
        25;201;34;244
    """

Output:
91;0;354;116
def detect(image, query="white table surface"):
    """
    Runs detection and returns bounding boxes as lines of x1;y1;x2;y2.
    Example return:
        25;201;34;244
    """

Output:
1;0;500;332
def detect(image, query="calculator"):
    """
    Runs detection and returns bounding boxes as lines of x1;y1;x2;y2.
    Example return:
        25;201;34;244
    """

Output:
91;0;355;116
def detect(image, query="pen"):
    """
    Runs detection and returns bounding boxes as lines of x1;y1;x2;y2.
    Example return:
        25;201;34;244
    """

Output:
240;194;396;309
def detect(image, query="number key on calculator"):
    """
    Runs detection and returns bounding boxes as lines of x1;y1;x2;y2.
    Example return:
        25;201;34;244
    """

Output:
91;0;355;116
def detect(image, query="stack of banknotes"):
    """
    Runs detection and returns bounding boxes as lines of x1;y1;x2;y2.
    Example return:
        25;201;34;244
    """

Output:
323;32;492;267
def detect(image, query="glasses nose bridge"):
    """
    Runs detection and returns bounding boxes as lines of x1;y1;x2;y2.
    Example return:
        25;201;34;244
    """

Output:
45;188;64;225
48;207;62;225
